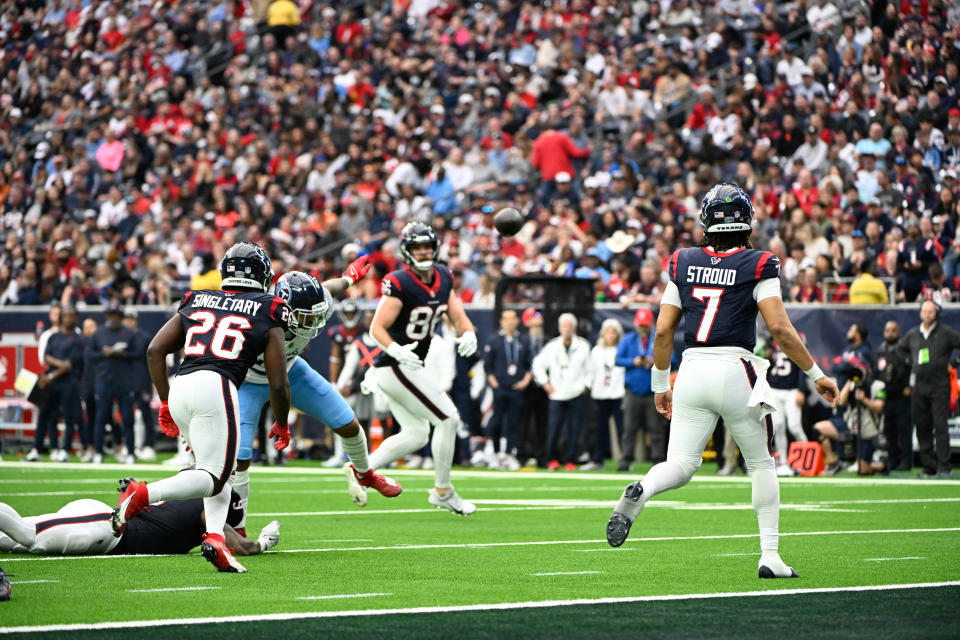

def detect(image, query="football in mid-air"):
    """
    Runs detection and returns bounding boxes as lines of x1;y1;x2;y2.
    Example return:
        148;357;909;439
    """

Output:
494;207;524;237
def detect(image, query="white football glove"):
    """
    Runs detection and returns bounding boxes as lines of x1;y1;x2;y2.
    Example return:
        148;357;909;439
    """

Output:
359;369;378;396
387;341;423;369
257;520;281;553
456;331;478;357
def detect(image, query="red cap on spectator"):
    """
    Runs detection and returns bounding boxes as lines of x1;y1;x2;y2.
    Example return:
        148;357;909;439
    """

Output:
949;108;960;118
634;308;653;326
522;308;541;326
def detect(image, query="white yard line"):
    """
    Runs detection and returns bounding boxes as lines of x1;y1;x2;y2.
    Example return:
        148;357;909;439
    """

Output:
863;557;926;562
531;571;601;576
297;592;391;601
8;580;59;585
3;526;957;563
126;587;220;593
3;582;958;634
3;461;957;486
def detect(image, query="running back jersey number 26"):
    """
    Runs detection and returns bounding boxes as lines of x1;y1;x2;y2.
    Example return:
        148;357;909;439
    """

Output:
406;304;447;340
183;307;290;360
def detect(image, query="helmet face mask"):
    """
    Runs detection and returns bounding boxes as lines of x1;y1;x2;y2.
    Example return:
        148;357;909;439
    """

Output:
275;271;332;339
699;183;754;235
338;299;361;329
400;222;438;271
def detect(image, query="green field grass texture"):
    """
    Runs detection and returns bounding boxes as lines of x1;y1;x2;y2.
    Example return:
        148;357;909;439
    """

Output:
1;463;958;637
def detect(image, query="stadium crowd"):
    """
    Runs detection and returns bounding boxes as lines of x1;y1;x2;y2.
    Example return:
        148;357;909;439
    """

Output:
1;0;960;308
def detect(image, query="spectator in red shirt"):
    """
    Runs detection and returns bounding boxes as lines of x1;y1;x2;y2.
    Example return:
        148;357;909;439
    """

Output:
531;128;591;205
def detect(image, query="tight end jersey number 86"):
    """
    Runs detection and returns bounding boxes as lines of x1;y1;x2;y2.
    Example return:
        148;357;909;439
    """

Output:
405;304;448;340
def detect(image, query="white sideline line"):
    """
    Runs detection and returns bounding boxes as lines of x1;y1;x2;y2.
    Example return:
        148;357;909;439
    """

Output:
9;580;59;585
126;587;220;593
3;526;957;563
531;571;601;576
3;461;958;485
3;582;958;633
864;557;926;562
715;553;759;557
297;592;391;601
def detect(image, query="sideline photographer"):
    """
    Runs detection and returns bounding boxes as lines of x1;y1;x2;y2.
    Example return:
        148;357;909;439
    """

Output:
813;357;886;475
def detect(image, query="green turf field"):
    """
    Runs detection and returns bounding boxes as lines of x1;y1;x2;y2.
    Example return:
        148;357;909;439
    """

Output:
1;462;958;638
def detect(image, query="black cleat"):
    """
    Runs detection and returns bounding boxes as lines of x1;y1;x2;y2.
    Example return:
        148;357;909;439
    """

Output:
758;565;799;579
0;567;10;601
606;512;633;547
606;482;645;547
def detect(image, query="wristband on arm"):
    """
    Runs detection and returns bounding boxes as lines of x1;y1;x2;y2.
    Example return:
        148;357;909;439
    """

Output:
651;365;671;393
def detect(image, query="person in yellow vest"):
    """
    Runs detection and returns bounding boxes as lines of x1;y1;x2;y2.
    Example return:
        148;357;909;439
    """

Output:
267;0;300;44
190;253;222;291
848;259;889;304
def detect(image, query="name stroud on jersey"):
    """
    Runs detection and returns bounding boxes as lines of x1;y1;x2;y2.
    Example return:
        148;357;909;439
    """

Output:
686;266;737;286
191;293;263;316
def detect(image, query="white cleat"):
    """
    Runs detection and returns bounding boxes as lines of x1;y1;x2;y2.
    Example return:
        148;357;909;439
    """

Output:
343;462;368;507
405;454;424;469
24;448;40;462
428;488;476;515
81;450;94;463
776;464;796;477
758;553;799;579
138;446;157;462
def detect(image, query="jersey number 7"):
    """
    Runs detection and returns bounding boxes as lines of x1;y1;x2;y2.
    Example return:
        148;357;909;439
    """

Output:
692;287;724;343
183;311;252;360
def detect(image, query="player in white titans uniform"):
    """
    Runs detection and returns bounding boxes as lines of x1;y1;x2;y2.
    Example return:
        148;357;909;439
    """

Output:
366;222;479;515
114;243;292;573
606;183;839;578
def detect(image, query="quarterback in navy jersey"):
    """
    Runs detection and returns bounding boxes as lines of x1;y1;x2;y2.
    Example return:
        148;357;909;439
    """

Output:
366;222;480;515
765;343;809;476
113;242;292;574
607;183;838;579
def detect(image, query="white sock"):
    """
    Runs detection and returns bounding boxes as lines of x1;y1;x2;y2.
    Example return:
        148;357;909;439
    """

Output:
750;466;780;553
0;502;35;548
787;421;808;443
431;418;458;489
233;468;250;529
341;430;370;473
774;423;788;465
332;433;344;459
147;469;215;503
368;424;429;470
640;459;696;499
204;481;232;537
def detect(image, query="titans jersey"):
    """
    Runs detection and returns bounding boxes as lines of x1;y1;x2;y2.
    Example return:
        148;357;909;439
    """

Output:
767;347;802;389
176;289;292;388
374;264;453;367
669;247;780;352
245;332;311;385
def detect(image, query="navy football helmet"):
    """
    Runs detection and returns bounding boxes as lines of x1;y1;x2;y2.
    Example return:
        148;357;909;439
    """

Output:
220;242;274;291
399;222;438;271
699;183;754;234
338;298;361;330
275;271;333;339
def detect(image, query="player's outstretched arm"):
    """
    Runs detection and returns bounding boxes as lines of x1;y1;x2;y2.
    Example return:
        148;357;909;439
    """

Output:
264;327;291;428
224;525;263;556
323;255;372;298
651;304;681;420
146;315;185;402
757;297;838;407
447;290;477;357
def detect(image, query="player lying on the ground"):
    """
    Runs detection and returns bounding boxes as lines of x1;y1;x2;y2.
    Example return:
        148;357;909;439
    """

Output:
606;183;839;579
0;482;279;556
365;222;479;515
235;266;402;533
114;242;292;573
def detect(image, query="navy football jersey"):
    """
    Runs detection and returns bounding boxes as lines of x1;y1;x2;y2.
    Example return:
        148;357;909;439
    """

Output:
176;288;292;387
669;247;780;352
767;347;802;389
109;493;243;555
374;264;453;367
328;324;362;351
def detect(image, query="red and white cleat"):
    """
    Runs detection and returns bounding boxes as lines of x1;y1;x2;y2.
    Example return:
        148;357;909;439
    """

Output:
201;533;247;573
343;463;402;507
111;477;148;537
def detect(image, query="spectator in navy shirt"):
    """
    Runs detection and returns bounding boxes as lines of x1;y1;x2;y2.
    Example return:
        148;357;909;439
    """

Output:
483;309;533;470
85;304;136;464
40;306;85;462
615;308;669;470
897;221;940;302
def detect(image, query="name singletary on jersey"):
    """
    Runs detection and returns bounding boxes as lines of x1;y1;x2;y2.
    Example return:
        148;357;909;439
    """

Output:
669;247;780;352
374;265;452;367
176;288;292;387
